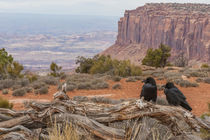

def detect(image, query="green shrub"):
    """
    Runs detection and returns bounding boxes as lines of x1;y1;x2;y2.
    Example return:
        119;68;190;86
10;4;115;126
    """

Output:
130;65;142;76
204;78;210;84
165;76;183;84
201;64;209;69
112;76;121;82
196;78;204;83
152;72;164;78
179;80;199;88
49;62;64;77
17;78;30;87
112;60;142;77
10;79;30;90
195;78;210;84
24;87;33;93
142;43;171;68
12;88;26;96
41;76;59;85
38;86;48;94
76;55;142;77
12;85;22;91
2;89;9;95
66;74;92;83
182;69;208;77
112;83;121;89
66;85;76;92
189;71;207;77
91;79;104;85
126;77;137;82
0;97;13;109
164;72;182;79
27;74;38;83
75;56;94;73
167;77;199;88
93;82;109;89
66;74;109;90
0;79;15;89
7;61;24;78
99;75;112;81
0;48;24;79
32;82;46;89
77;82;91;90
0;48;13;76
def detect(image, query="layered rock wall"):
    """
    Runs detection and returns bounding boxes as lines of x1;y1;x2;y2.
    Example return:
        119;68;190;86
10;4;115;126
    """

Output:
103;3;210;65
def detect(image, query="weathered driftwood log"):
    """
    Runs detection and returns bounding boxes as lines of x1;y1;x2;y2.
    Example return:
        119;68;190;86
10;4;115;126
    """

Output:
0;91;209;140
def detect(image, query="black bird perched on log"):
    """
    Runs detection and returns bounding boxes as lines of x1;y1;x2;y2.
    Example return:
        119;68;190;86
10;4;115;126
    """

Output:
140;77;157;102
163;82;192;111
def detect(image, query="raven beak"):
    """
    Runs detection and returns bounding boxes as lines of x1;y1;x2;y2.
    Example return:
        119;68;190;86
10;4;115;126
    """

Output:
142;80;146;83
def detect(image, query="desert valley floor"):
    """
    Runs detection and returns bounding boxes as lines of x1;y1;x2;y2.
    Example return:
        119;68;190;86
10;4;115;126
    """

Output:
1;78;210;116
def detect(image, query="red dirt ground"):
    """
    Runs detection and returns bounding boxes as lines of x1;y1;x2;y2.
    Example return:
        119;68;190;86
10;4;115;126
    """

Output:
0;79;210;116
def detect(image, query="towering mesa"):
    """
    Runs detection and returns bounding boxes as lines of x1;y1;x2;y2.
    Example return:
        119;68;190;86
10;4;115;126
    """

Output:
102;3;210;65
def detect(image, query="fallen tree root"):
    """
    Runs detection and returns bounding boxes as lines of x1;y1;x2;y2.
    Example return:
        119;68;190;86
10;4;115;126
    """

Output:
0;91;209;140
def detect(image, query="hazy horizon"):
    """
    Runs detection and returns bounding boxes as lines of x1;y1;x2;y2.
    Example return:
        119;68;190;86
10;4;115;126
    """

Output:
0;0;209;16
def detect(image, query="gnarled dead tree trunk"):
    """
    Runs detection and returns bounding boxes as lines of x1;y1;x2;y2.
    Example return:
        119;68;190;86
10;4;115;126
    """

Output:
0;91;209;140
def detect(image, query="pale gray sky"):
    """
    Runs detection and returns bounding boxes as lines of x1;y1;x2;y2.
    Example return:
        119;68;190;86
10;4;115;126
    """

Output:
0;0;209;16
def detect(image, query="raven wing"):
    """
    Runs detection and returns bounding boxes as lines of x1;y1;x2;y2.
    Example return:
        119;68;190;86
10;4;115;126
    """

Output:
165;88;192;111
165;88;180;106
173;87;186;100
180;101;192;111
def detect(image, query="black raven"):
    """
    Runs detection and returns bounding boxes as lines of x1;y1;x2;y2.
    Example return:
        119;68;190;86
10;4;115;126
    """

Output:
163;82;192;111
140;77;157;102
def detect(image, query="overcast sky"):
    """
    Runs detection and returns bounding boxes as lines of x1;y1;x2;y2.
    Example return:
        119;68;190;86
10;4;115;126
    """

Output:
0;0;209;16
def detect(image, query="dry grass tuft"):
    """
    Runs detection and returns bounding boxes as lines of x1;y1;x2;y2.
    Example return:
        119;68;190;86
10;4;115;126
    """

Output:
48;122;79;140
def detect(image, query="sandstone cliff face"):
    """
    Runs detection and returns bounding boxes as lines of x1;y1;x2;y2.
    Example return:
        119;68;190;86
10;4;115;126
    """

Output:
102;3;210;65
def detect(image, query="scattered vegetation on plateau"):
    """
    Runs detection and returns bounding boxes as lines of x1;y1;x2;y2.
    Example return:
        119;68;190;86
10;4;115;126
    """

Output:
201;63;210;69
142;43;171;68
112;83;121;89
49;62;65;77
75;55;142;77
61;74;110;90
0;48;24;79
12;88;27;96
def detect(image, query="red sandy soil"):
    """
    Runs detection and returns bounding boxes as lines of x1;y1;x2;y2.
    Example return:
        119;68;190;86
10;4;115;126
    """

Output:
0;79;210;116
